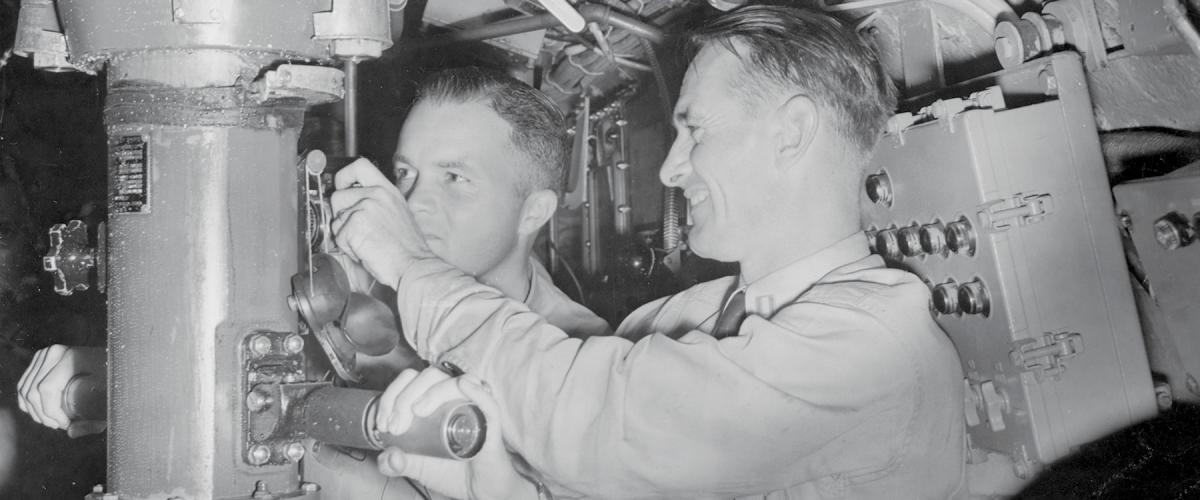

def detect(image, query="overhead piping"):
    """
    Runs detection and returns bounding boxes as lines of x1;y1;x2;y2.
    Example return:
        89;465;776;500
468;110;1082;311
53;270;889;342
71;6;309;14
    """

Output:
410;3;664;48
818;0;1014;32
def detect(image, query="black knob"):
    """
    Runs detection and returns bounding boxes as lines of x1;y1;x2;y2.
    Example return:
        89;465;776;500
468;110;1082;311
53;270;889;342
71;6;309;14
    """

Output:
865;172;893;206
932;282;959;315
898;225;924;257
946;218;976;256
875;229;900;259
920;223;947;255
958;279;990;316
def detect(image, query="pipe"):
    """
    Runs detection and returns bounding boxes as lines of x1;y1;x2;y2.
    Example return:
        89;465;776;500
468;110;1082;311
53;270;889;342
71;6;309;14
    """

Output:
1165;0;1200;59
578;4;663;44
412;3;663;48
344;59;359;157
818;0;1013;33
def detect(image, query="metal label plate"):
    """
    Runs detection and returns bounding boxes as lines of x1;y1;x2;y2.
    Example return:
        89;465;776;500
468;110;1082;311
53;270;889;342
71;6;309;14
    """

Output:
109;135;150;215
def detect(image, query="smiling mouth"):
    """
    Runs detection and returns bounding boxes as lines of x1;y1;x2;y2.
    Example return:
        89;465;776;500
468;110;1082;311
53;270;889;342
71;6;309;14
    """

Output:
685;190;710;207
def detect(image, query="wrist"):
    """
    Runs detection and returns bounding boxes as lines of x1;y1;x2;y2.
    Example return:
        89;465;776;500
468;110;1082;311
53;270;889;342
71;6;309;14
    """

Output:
506;475;545;500
388;253;438;291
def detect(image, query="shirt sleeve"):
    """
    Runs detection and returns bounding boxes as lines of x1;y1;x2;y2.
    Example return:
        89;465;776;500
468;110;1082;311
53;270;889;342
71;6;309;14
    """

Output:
396;258;914;499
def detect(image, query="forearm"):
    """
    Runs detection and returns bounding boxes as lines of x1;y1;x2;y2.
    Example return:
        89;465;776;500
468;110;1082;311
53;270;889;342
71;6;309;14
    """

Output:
396;262;901;497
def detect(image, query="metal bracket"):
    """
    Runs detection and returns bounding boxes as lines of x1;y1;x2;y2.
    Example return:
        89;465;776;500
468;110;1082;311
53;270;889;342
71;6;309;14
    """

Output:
250;64;345;104
979;193;1054;231
242;331;308;467
1011;331;1084;380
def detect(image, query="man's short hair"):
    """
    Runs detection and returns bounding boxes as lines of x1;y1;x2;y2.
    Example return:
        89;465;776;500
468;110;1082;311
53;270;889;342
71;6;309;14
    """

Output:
415;67;568;196
689;5;898;156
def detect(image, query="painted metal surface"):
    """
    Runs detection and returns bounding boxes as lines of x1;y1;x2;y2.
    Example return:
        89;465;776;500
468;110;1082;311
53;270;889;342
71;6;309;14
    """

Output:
105;121;301;499
1114;164;1200;404
863;53;1156;482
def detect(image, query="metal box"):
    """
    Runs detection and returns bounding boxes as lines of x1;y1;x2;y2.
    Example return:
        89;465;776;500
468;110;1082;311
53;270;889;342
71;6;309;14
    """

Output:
862;53;1157;480
1113;163;1200;404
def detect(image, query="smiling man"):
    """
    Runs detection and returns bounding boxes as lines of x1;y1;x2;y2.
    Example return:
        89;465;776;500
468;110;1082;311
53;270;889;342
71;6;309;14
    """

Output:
332;5;966;499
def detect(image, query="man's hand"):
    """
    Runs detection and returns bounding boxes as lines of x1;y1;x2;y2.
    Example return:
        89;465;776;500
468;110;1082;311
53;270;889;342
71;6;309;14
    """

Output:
330;158;435;288
376;368;538;500
16;345;106;437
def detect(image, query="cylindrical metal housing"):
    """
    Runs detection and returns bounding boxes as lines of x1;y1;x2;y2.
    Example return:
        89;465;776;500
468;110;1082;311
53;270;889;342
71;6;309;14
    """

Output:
105;82;304;499
57;0;331;67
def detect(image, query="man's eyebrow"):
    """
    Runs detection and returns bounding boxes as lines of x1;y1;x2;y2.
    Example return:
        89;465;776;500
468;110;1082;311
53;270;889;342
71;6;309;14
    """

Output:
435;159;471;171
392;153;411;164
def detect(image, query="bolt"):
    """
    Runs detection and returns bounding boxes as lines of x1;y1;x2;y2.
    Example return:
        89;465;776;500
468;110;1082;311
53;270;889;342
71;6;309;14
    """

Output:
1154;213;1195;250
1039;70;1058;94
617;205;631;213
283;334;304;354
248;334;272;357
173;7;185;18
302;482;320;493
616;161;630;170
1119;212;1132;230
285;442;306;462
246;389;273;412
1154;382;1173;411
247;445;271;466
1013;458;1031;479
251;480;273;498
615;118;628;127
283;373;300;383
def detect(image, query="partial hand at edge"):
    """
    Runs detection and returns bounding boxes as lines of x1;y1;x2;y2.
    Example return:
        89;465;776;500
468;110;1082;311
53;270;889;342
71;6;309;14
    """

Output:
376;368;539;500
16;345;106;437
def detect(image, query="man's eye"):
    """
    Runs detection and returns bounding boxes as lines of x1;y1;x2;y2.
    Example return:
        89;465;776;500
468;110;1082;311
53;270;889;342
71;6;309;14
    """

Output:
446;172;469;184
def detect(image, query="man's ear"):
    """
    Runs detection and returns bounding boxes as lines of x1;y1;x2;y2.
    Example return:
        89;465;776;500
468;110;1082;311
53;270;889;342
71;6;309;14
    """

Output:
774;94;820;169
518;189;558;236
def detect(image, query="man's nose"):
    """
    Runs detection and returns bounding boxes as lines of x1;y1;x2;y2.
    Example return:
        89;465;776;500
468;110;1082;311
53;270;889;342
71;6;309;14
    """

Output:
406;181;436;214
659;137;692;187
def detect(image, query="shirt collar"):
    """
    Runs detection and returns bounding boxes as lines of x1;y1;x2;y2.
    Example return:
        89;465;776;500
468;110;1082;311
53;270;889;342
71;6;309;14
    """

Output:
741;232;871;316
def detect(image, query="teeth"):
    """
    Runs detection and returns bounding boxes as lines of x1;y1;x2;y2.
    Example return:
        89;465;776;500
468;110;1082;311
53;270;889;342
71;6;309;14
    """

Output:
688;191;709;206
